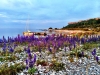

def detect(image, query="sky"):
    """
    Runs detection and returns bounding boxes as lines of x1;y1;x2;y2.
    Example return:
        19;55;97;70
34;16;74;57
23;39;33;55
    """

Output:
0;0;100;29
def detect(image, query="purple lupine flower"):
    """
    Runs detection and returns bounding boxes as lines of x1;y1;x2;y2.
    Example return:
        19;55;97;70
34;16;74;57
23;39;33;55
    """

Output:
24;47;27;52
2;43;6;52
45;37;48;41
58;42;61;47
2;47;6;52
32;54;36;63
96;56;99;62
9;47;14;53
26;66;28;70
8;45;10;49
3;36;5;41
8;36;10;42
28;53;32;59
81;38;85;44
69;45;72;50
0;39;3;43
27;47;31;53
14;44;17;49
56;46;59;50
27;54;37;68
92;49;96;56
4;42;6;47
73;43;76;49
29;61;34;68
25;59;28;65
81;51;84;57
48;47;52;52
64;47;66;52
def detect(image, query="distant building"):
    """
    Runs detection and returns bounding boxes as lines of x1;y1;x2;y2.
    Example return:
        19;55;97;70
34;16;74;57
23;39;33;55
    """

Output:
68;22;77;24
48;27;53;32
95;18;100;20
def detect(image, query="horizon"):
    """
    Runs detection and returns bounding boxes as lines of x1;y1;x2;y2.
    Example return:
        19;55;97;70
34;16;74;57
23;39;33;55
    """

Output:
0;0;100;29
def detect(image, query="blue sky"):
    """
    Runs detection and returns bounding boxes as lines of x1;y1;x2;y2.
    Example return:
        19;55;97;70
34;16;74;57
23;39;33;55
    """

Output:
0;0;100;29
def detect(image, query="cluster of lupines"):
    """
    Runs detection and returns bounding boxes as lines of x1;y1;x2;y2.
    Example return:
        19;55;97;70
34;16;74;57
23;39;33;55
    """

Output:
1;34;100;47
91;48;99;62
0;34;100;63
0;35;100;52
2;42;15;54
0;37;27;75
25;47;36;70
92;49;96;56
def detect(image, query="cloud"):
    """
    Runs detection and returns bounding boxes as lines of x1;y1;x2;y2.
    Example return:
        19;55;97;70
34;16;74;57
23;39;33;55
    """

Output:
0;0;100;28
6;19;67;24
0;13;8;18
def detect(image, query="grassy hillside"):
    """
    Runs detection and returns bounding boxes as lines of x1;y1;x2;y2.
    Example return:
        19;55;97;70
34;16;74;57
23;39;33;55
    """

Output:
63;18;100;29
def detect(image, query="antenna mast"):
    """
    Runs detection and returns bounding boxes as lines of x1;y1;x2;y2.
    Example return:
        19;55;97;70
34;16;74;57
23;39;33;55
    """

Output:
25;15;29;31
